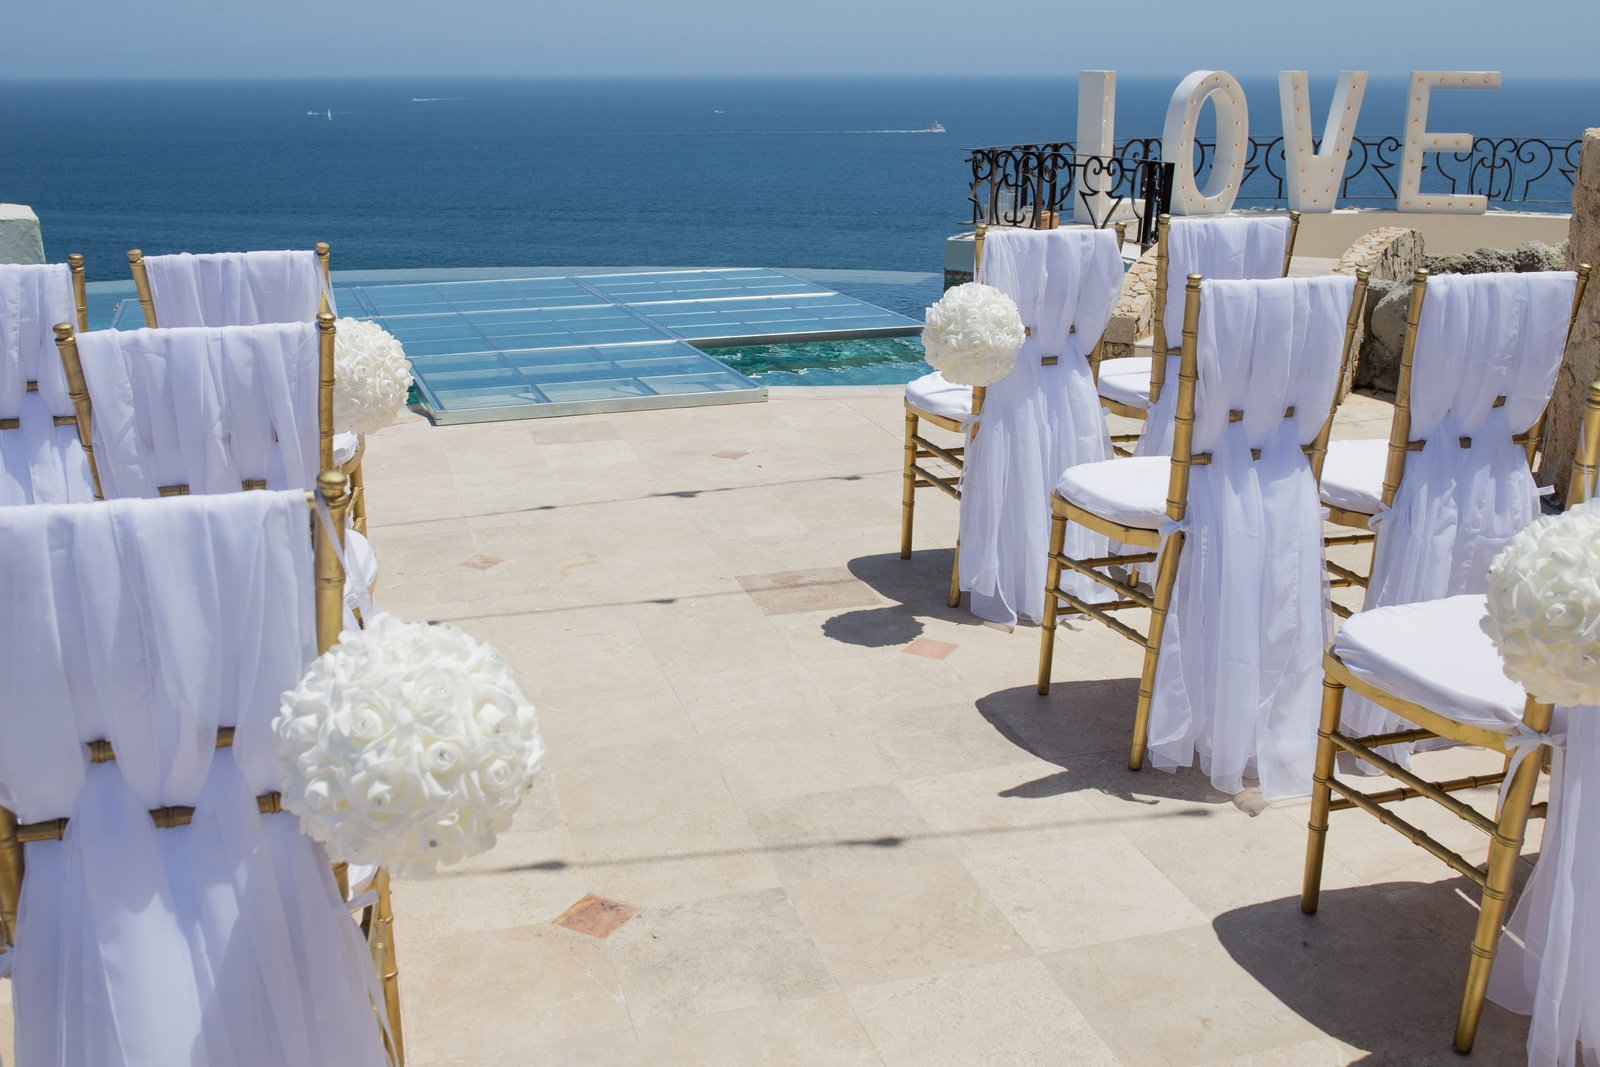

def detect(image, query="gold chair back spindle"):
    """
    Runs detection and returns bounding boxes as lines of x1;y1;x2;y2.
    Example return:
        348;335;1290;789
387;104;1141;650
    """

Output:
53;323;104;500
1310;268;1372;483
67;254;89;332
316;242;333;317
1146;214;1173;407
1282;210;1302;277
1522;262;1593;467
1379;269;1431;509
127;249;158;327
0;805;20;949
318;312;338;473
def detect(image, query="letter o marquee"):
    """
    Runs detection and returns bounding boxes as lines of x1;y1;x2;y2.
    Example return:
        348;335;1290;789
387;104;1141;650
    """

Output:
1163;70;1250;215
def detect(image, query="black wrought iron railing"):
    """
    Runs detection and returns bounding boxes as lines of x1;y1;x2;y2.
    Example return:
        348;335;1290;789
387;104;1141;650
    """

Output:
967;136;1581;245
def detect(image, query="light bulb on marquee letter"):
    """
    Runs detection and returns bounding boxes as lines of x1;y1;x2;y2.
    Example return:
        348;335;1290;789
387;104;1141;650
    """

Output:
1397;71;1500;213
1162;70;1249;216
1074;70;1117;226
1277;70;1367;213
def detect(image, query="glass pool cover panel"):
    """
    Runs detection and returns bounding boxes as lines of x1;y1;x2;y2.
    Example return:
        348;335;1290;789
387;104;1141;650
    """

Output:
335;268;919;422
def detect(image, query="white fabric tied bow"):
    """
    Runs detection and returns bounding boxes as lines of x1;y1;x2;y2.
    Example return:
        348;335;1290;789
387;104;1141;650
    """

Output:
1498;719;1565;818
1158;515;1188;541
1366;502;1393;530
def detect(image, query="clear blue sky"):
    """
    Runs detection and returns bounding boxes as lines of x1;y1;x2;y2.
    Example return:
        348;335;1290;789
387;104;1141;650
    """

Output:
1;0;1593;79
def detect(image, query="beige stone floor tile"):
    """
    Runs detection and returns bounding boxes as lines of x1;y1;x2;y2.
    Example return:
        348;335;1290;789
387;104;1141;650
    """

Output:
965;832;1209;954
630;595;796;676
1042;924;1325;1067
862;700;1057;779
848;957;1120;1067
546;737;739;828
664;661;840;735
605;887;837;1026
532;683;697;756
802;651;969;714
393;828;584;937
788;861;1032;988
508;765;566;831
701;714;895;802
897;757;1125;857
633;994;882;1067
744;784;958;885
413;1028;646;1067
401;923;630;1062
562;807;782;909
738;565;888;617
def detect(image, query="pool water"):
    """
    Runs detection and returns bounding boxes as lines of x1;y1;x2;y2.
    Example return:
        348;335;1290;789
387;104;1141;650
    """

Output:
709;335;929;387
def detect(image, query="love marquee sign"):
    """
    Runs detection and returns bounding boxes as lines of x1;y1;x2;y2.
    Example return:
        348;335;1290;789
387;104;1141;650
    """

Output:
1074;70;1504;216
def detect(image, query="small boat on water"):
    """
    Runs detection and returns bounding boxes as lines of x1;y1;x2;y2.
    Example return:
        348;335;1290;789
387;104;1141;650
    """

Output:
924;121;946;133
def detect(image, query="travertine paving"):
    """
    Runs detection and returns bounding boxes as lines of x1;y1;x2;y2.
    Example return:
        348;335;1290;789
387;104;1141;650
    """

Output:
0;387;1542;1066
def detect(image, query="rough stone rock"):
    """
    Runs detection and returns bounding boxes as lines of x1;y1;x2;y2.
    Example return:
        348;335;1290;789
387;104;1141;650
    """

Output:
1100;241;1158;359
1426;240;1568;276
0;204;46;265
1545;129;1600;502
1334;227;1426;395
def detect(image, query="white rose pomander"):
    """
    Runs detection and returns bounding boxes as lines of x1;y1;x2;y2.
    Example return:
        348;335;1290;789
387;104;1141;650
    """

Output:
921;282;1026;387
275;613;544;876
1482;501;1600;707
334;318;413;435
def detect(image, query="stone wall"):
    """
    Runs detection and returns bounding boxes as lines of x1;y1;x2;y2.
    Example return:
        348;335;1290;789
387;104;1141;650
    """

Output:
1332;227;1426;396
1546;129;1600;503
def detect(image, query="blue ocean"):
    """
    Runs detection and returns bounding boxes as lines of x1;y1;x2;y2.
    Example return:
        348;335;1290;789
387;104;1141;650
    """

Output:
3;75;1594;287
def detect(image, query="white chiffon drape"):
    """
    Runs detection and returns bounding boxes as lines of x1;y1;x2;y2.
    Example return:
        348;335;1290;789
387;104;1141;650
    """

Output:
957;226;1124;625
1342;271;1576;754
0;264;95;505
1136;216;1292;458
74;323;378;611
1489;703;1600;1067
0;491;389;1067
1148;275;1354;798
143;250;334;328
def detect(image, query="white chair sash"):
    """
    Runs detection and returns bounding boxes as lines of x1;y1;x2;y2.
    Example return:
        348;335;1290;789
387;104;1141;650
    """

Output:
0;491;388;1067
958;226;1124;625
1138;216;1292;458
1148;274;1354;798
1344;271;1576;748
0;264;95;505
1489;703;1600;1067
76;323;320;498
144;250;333;327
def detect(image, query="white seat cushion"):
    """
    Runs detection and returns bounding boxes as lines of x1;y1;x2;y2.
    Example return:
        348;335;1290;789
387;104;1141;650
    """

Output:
1055;456;1170;529
1333;594;1527;733
1319;438;1388;516
905;371;972;421
1097;356;1155;411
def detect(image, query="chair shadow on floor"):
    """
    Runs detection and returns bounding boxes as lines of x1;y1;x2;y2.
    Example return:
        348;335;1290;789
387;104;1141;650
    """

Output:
975;681;1273;811
821;549;998;649
1212;879;1534;1064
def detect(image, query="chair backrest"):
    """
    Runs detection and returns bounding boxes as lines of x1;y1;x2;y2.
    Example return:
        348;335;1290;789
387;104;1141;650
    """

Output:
1;262;96;505
55;316;339;499
0;479;384;1066
1381;267;1588;508
1163;272;1358;524
1154;214;1297;354
981;224;1125;373
129;245;333;328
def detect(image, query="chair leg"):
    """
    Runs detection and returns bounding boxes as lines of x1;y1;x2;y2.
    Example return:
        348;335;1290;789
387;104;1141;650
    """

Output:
1130;530;1184;771
1453;741;1544;1054
947;540;961;608
900;410;917;560
350;460;368;537
371;867;406;1064
1302;676;1346;914
1037;512;1068;695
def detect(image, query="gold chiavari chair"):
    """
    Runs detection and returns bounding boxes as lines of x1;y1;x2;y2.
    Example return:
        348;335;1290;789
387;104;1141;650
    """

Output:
53;312;341;498
0;471;403;1064
1317;264;1592;608
1037;271;1363;770
902;222;992;608
1301;379;1600;1055
1092;212;1301;456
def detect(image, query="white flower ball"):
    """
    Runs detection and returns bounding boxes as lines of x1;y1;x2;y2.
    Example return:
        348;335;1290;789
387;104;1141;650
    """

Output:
275;613;544;876
921;283;1026;387
1481;501;1600;707
334;318;413;436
